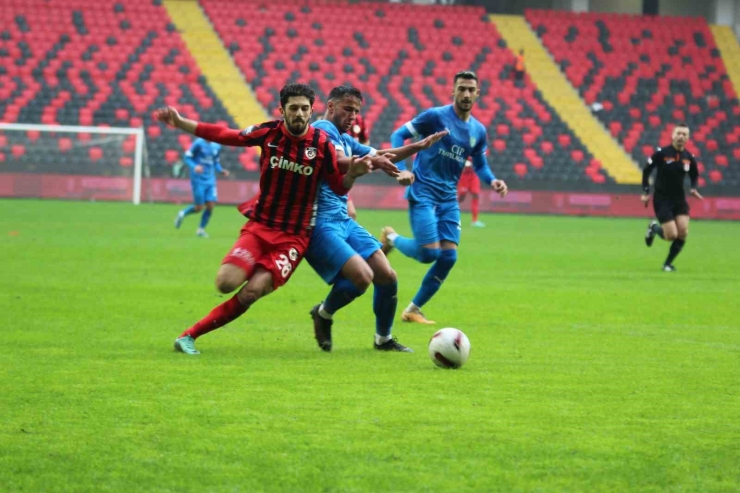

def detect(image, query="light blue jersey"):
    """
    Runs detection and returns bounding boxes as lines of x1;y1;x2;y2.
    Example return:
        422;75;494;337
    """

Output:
394;105;494;203
306;119;382;284
312;119;376;220
185;138;223;187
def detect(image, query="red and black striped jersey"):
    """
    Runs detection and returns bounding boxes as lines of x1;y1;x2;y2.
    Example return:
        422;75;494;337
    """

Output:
195;121;347;236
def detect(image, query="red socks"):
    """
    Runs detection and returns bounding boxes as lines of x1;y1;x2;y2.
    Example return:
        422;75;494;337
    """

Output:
471;196;480;223
181;294;249;339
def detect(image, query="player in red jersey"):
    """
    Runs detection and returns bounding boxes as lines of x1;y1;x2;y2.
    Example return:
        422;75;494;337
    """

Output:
155;83;376;355
347;113;369;145
345;114;369;218
457;158;484;227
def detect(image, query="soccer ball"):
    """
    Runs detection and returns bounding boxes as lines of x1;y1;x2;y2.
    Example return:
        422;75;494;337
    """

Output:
428;328;471;369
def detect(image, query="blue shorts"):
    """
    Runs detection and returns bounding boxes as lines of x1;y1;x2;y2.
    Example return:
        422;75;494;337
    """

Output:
409;199;461;246
192;182;217;205
306;217;382;284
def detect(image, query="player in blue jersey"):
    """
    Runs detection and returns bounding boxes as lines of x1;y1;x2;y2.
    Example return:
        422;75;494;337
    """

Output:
174;138;229;237
381;71;508;324
306;85;448;352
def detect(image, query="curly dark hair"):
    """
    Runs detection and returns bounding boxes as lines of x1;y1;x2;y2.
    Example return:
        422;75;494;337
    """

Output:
280;83;316;108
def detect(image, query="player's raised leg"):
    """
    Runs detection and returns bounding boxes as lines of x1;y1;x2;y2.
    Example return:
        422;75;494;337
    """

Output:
382;201;441;264
175;264;272;354
174;222;303;355
405;201;460;324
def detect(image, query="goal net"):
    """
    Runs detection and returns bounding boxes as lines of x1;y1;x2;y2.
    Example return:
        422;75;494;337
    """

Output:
0;123;147;204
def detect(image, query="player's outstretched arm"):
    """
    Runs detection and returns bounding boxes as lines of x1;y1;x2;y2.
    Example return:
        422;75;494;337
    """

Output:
156;106;263;147
389;125;414;171
336;151;399;178
155;106;197;134
343;156;373;189
377;129;449;164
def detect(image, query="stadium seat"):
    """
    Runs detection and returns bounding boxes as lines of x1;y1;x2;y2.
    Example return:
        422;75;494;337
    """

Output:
0;0;244;178
527;9;738;186
202;0;605;185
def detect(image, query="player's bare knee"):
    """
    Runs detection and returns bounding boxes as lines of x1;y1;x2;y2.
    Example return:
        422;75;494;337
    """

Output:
352;264;374;292
236;287;260;306
664;230;678;241
215;267;244;293
375;266;397;286
215;276;238;294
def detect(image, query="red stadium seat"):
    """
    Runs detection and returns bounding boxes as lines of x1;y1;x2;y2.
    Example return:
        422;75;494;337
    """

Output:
58;138;73;153
514;163;528;177
89;147;103;161
165;149;179;164
11;145;25;158
527;9;736;186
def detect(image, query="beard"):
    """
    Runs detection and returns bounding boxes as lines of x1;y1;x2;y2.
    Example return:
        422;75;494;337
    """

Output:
286;117;308;135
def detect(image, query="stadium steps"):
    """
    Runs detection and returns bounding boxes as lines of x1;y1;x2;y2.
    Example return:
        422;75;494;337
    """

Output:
490;14;642;185
710;25;740;102
162;0;265;128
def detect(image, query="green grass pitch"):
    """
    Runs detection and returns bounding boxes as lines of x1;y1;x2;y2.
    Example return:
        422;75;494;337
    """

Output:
1;199;738;492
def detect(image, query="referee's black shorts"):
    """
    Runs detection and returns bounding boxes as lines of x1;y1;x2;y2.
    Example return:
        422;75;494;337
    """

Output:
653;194;690;223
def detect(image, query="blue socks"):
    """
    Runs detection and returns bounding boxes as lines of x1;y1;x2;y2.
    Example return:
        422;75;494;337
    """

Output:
412;249;458;308
323;277;365;315
199;208;212;229
373;282;397;337
394;236;441;264
181;205;196;216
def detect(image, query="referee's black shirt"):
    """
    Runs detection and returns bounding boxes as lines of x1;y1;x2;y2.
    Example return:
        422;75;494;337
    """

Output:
642;145;699;197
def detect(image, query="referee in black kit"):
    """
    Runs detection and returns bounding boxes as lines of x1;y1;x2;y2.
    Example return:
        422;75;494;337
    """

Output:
642;123;704;272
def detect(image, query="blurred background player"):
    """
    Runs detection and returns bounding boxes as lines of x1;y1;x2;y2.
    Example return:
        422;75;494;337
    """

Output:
306;85;445;352
513;49;526;87
642;123;703;272
345;113;369;218
174;138;229;238
458;158;484;227
155;83;372;356
381;71;508;324
347;113;369;145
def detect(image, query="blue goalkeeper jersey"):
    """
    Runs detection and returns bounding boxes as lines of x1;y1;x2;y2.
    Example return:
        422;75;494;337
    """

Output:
396;105;492;203
185;138;222;186
312;119;376;220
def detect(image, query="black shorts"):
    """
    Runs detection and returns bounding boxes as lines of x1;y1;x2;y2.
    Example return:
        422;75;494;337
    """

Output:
653;195;690;223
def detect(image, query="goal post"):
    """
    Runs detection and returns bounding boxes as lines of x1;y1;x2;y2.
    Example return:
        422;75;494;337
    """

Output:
0;122;147;204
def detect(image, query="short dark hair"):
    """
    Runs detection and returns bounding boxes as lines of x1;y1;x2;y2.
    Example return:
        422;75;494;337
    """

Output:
328;85;363;102
675;122;690;129
453;70;478;85
280;83;315;108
